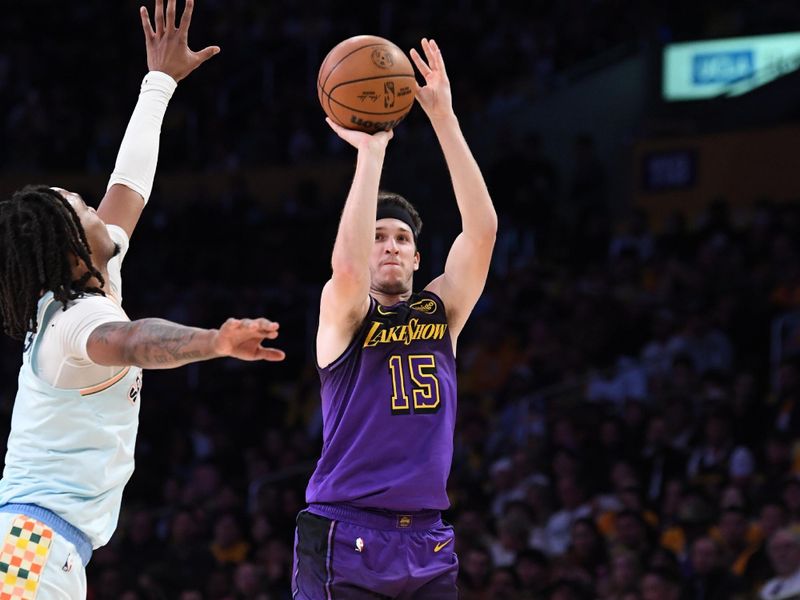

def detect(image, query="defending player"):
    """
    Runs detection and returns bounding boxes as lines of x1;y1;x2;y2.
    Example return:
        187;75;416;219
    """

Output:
0;1;284;596
293;38;497;599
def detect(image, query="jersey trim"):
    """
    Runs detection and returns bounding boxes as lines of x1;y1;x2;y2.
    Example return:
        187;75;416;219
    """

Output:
78;366;131;397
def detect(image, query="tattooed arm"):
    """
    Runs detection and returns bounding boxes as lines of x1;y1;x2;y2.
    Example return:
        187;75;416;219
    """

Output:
87;317;285;369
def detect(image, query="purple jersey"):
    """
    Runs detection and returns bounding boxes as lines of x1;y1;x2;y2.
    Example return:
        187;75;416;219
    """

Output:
306;290;457;511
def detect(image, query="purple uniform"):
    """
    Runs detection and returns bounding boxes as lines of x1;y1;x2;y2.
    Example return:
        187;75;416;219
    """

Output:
294;291;459;599
306;290;457;511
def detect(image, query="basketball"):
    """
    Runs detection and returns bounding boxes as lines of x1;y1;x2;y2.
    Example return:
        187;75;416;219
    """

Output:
318;35;416;133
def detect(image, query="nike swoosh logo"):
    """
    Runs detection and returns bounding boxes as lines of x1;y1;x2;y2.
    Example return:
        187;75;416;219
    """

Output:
433;538;453;553
376;306;397;316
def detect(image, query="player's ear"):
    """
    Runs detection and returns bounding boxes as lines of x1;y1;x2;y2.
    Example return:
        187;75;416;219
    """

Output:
413;251;420;271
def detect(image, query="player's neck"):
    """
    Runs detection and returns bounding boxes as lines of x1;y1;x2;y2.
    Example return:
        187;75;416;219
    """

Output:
71;263;111;294
371;289;412;307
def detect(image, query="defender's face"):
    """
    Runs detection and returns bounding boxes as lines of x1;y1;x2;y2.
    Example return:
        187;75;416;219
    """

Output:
370;218;419;295
53;187;116;264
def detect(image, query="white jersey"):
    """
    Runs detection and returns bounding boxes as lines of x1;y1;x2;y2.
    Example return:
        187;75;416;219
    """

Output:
0;225;142;548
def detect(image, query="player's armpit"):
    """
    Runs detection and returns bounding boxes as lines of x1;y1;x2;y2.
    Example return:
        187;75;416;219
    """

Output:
96;184;146;240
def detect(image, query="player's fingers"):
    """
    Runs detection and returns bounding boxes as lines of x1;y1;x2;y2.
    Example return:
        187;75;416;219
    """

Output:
255;319;279;332
154;0;165;34
248;320;275;334
178;0;194;33
421;38;436;65
194;46;221;65
409;48;431;79
221;317;243;331
140;6;156;39
325;117;348;135
166;0;177;29
429;38;447;75
258;347;286;362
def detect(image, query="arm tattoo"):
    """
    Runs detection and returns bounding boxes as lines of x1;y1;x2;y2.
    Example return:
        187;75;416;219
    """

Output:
95;319;214;368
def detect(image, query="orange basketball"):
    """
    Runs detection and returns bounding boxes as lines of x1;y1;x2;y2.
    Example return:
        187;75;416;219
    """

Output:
318;35;416;133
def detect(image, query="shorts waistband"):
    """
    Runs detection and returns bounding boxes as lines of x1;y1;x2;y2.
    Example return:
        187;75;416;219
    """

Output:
308;503;442;531
0;503;92;567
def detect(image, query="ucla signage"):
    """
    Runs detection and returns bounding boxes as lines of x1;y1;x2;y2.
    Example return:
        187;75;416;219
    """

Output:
663;32;800;100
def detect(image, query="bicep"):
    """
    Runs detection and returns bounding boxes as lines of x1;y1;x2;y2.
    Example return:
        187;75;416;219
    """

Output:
58;296;130;367
96;183;145;240
86;322;135;367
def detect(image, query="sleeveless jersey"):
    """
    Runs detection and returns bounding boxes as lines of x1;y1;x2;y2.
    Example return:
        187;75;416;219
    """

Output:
0;295;142;548
306;290;457;511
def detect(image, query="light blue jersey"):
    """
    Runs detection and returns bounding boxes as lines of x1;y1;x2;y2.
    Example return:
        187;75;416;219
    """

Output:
0;294;142;549
0;226;142;548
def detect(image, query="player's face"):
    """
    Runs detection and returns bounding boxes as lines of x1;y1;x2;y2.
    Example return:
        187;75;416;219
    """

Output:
370;218;419;295
54;188;117;265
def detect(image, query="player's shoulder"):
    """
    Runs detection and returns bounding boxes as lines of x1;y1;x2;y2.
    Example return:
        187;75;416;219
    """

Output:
62;293;122;319
106;223;130;255
106;223;129;243
411;289;446;315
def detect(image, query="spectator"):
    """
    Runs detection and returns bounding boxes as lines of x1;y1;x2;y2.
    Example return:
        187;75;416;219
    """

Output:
546;475;593;556
458;545;494;600
515;548;551;599
210;511;251;566
759;527;800;599
686;536;746;600
743;500;790;591
640;567;683;600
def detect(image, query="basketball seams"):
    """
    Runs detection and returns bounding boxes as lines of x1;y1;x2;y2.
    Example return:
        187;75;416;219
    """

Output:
320;42;401;96
318;35;416;132
324;93;348;128
326;93;414;117
328;73;416;88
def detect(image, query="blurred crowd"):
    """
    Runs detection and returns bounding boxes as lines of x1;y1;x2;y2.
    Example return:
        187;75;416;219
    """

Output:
3;1;800;599
4;0;800;176
1;160;799;599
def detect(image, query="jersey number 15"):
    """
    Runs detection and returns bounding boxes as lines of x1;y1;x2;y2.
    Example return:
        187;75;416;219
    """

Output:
388;354;441;415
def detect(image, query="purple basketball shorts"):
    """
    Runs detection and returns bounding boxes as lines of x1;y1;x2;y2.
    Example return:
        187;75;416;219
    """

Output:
292;503;458;599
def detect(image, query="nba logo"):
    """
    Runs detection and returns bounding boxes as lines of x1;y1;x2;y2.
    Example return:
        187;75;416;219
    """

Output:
384;82;396;108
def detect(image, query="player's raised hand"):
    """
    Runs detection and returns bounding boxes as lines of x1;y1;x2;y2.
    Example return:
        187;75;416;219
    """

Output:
212;318;286;362
410;38;453;121
140;0;220;82
325;118;394;153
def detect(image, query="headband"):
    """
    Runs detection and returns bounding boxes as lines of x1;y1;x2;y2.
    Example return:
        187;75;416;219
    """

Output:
376;204;418;242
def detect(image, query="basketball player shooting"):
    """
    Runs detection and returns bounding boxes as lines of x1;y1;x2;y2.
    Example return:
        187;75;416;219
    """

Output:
0;1;283;596
292;38;497;599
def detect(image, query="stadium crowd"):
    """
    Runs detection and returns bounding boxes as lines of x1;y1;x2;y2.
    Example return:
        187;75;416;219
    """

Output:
1;1;800;599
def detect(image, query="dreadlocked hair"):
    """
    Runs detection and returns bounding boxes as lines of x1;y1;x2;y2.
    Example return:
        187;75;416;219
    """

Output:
0;185;105;341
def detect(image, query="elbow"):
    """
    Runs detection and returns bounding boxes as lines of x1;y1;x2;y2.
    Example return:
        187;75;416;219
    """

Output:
475;213;498;246
117;325;140;366
486;211;499;237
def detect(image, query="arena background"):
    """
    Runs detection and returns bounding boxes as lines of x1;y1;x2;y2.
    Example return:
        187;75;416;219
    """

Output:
2;1;800;598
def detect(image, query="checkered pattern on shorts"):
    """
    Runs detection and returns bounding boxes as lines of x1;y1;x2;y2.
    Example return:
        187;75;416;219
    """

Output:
0;516;53;599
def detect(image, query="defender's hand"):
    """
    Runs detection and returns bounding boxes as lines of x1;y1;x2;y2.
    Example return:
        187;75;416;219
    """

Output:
410;38;454;122
212;318;285;362
140;0;220;82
